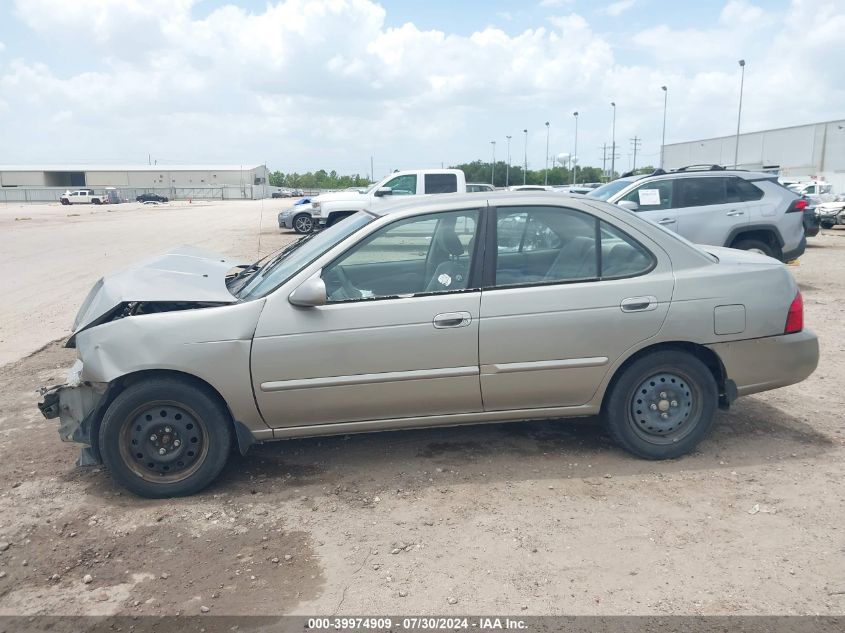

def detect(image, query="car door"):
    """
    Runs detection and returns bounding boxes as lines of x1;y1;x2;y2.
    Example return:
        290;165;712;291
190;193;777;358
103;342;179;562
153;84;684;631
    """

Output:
479;204;674;411
675;176;749;246
616;179;678;231
250;208;484;427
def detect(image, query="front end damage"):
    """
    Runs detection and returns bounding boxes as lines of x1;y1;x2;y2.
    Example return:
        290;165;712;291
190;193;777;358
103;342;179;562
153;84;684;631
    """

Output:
38;361;109;466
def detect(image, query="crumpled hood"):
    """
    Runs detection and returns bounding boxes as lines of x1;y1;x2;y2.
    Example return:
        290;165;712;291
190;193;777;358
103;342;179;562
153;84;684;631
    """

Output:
700;245;783;265
72;245;241;336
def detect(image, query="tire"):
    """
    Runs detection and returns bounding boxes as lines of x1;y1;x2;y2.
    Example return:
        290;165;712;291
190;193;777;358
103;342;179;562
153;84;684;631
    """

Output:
98;377;233;498
731;238;777;258
602;350;718;460
293;213;314;234
93;198;102;205
60;199;69;205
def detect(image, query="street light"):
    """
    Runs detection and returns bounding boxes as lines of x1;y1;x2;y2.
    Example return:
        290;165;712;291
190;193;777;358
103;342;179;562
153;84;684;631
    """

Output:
610;102;616;180
734;59;746;169
572;111;579;185
660;86;668;169
490;140;496;185
505;135;512;187
523;129;528;185
544;121;550;186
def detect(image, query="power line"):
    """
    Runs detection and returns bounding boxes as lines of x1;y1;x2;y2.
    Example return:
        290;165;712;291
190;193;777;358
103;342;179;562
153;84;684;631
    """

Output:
630;136;642;171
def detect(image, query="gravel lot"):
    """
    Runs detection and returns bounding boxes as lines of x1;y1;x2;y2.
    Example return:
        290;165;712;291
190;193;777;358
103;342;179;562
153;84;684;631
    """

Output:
0;201;843;616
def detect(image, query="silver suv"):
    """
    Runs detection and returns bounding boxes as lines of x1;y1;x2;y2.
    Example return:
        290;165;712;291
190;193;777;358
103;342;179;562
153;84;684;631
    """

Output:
588;166;807;262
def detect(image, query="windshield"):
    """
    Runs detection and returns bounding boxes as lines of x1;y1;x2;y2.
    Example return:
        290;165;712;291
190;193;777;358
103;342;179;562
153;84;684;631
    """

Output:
236;212;373;299
587;179;636;201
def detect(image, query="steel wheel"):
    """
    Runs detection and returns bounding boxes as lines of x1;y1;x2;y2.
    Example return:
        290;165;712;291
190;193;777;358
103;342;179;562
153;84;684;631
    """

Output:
628;371;700;445
118;401;209;483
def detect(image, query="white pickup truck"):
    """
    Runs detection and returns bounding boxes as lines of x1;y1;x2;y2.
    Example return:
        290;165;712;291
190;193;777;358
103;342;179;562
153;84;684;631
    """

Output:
60;189;106;205
305;169;468;232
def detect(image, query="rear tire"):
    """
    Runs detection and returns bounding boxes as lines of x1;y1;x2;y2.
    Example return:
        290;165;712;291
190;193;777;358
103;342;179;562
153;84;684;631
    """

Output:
602;350;718;460
732;238;777;259
99;377;233;498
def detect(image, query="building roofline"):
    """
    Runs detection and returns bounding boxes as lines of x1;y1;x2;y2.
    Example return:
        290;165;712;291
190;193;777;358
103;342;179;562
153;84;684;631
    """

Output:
664;118;845;148
0;164;265;172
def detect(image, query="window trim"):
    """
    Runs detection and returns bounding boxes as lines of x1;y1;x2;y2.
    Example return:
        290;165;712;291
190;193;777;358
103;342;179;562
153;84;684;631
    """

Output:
321;207;486;305
484;204;657;292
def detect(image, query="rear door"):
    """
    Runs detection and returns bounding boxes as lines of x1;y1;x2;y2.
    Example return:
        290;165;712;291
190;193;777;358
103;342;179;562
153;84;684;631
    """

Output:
675;176;750;246
616;179;678;231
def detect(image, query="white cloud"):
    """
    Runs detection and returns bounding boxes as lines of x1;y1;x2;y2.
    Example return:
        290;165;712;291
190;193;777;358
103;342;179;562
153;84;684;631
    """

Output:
0;0;842;173
601;0;636;17
538;0;575;7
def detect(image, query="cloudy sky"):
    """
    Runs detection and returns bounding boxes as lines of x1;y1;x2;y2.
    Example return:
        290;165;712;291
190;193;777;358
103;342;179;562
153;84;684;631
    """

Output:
0;0;843;178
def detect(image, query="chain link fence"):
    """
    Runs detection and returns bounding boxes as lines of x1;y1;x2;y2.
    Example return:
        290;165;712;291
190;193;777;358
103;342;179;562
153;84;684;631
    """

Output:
0;185;266;204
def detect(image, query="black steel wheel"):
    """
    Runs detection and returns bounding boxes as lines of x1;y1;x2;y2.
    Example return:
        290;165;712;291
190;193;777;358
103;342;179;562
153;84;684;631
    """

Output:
602;350;717;460
99;377;233;497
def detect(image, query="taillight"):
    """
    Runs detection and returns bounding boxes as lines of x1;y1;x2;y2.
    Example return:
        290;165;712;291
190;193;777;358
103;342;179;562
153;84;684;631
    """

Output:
787;199;808;213
784;291;803;334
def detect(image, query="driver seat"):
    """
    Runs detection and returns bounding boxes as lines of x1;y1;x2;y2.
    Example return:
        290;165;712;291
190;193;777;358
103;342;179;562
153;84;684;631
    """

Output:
425;229;469;292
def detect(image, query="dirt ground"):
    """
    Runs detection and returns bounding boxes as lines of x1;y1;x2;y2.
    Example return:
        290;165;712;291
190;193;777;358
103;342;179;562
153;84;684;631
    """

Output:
0;201;843;616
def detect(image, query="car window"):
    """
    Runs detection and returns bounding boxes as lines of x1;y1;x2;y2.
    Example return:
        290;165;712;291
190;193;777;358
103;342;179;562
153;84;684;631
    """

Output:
322;209;479;302
677;177;728;207
620;180;674;210
728;177;764;202
492;206;656;287
425;173;458;194
382;174;417;195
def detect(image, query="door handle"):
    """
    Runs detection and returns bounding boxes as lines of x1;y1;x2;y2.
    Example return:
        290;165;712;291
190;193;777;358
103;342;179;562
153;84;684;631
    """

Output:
620;296;658;313
657;218;676;225
726;210;745;216
433;311;472;329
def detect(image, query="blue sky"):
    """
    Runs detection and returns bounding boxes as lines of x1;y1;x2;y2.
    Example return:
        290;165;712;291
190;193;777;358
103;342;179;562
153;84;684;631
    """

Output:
0;0;839;176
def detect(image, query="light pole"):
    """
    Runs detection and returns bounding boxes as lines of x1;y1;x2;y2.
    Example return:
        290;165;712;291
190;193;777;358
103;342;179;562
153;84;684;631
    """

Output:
734;59;746;169
610;102;616;180
505;135;512;187
490;140;496;185
544;121;550;185
660;86;668;169
572;111;579;185
523;129;528;185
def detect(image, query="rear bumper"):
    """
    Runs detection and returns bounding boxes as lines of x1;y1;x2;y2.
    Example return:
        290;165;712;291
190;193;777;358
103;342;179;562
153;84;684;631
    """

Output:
707;329;819;398
782;234;806;262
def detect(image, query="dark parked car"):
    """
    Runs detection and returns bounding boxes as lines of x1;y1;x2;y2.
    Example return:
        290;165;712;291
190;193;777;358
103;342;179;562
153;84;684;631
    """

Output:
136;193;169;203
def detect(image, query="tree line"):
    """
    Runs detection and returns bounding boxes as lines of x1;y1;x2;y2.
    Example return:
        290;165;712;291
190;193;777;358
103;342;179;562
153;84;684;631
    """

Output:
269;170;370;189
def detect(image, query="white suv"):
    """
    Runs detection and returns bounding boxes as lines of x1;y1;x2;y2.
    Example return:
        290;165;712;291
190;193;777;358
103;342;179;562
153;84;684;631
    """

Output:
587;166;807;262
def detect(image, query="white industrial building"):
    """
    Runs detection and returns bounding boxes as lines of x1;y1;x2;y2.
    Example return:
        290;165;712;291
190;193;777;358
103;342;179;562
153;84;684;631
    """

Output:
662;119;845;192
0;164;269;202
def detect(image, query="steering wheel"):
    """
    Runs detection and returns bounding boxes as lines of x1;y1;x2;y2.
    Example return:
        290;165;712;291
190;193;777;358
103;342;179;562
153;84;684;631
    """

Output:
324;265;362;301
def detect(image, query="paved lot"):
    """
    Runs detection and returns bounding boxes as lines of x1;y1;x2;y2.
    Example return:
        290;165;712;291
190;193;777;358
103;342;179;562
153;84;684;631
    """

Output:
0;202;843;615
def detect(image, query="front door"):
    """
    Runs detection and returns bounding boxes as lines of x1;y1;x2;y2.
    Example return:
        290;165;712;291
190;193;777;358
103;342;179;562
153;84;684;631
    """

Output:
251;208;484;427
617;178;679;232
479;204;674;411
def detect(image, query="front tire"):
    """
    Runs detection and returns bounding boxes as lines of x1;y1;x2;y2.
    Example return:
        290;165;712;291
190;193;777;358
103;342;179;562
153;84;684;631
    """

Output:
293;213;314;234
98;377;233;498
602;350;717;460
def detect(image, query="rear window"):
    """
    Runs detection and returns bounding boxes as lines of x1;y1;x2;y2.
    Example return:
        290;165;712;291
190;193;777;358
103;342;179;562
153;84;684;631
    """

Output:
425;173;458;194
677;177;727;207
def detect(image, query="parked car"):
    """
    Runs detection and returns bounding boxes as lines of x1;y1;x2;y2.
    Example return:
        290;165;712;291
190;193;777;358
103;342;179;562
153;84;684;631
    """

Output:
802;197;821;237
467;183;495;193
588;166;807;262
507;185;554;191
38;192;818;497
60;189;105;205
136;193;169;203
272;189;294;199
278;197;313;233
310;169;468;228
817;194;845;228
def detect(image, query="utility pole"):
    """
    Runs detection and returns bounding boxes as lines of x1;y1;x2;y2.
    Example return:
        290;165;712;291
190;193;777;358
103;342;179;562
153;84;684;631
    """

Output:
610;102;617;180
523;129;528;185
572;111;579;185
660;86;668;168
370;155;374;182
601;143;608;181
630;136;642;171
734;59;746;169
544;122;550;185
490;140;496;185
505;135;512;187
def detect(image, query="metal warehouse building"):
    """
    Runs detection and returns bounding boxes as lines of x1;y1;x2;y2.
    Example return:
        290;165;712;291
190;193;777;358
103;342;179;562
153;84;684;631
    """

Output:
663;119;845;191
0;164;269;202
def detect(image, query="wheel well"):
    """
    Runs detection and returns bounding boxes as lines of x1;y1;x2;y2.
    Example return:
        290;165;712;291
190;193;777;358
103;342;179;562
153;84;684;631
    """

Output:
729;229;782;254
327;210;355;226
604;341;728;410
92;369;241;458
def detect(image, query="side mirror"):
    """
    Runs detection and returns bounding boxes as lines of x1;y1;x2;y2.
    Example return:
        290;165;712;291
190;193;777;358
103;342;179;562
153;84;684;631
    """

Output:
373;187;393;197
288;274;327;307
617;200;639;211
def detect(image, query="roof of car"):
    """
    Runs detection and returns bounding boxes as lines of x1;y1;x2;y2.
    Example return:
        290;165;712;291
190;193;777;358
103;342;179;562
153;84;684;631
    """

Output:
367;190;598;217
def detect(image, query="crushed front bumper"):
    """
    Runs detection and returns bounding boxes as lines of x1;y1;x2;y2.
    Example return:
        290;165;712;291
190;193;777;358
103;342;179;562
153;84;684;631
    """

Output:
38;361;108;466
